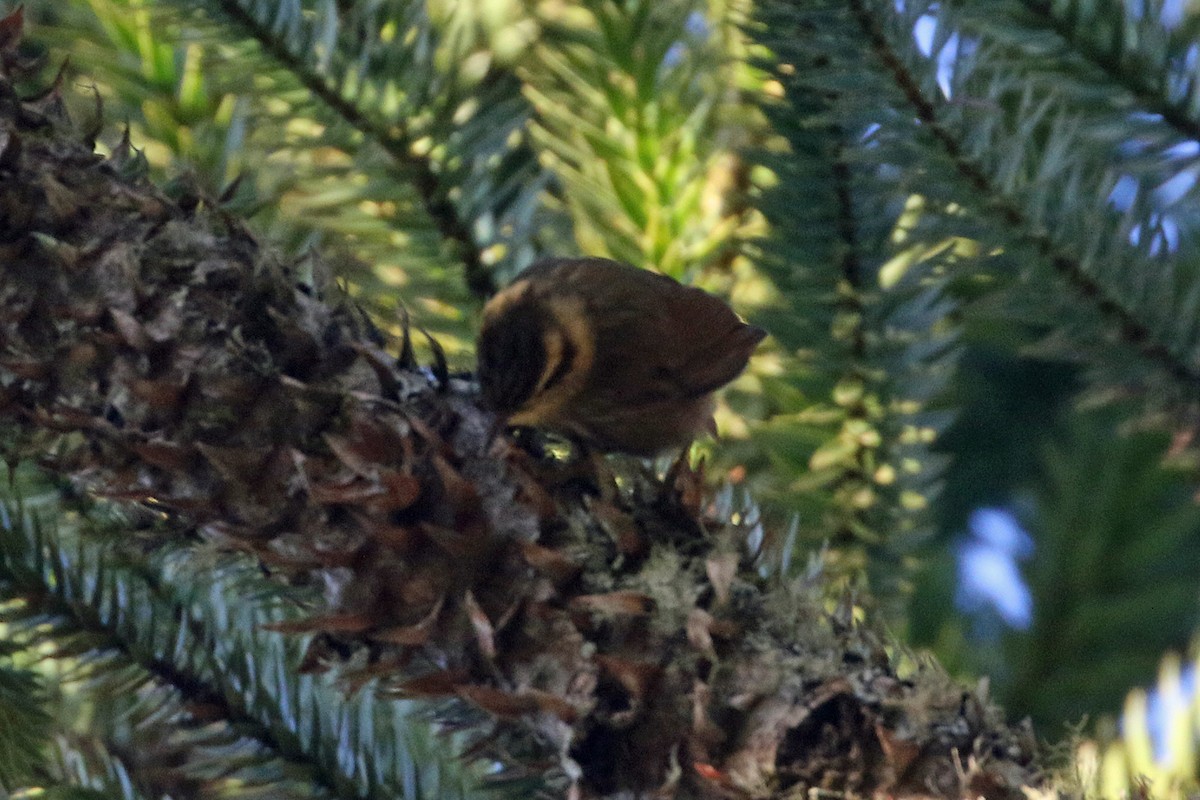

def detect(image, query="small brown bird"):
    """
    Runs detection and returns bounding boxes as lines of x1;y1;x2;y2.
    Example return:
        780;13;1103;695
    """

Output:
476;257;766;456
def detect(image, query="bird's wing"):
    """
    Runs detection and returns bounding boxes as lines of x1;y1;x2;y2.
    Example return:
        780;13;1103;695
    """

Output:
586;274;765;402
654;283;766;396
518;258;764;401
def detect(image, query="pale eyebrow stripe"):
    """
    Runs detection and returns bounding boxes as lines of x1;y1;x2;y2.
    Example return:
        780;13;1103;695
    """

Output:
537;333;576;395
532;326;567;397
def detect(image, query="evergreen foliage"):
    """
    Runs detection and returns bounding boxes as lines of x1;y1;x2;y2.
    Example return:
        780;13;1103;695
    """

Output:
940;409;1200;731
754;0;1200;742
1077;647;1200;800
5;0;1200;795
749;0;963;602
0;471;481;799
0;648;53;791
1016;413;1200;728
517;0;753;278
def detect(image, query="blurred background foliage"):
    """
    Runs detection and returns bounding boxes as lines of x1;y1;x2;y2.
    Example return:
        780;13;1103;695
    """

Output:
6;0;1200;796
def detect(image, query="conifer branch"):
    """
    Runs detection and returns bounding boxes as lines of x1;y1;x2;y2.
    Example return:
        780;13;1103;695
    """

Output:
0;506;341;799
1021;0;1200;142
847;0;1200;390
747;8;958;596
208;0;496;298
828;144;876;544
